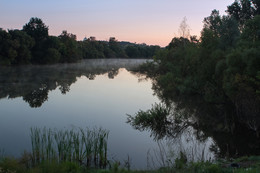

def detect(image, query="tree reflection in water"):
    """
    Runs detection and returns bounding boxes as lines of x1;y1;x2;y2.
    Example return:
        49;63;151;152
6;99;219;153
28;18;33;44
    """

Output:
1;59;259;161
0;59;147;108
128;70;260;161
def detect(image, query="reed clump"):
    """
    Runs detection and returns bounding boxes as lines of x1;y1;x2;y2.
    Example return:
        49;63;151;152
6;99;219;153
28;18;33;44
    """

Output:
30;127;109;169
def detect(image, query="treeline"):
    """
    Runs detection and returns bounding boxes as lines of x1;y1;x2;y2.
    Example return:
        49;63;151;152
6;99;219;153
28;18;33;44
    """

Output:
148;0;260;124
0;18;160;65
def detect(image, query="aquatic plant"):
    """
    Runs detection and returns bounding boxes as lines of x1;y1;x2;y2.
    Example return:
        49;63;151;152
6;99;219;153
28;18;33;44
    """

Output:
0;149;5;161
30;126;109;168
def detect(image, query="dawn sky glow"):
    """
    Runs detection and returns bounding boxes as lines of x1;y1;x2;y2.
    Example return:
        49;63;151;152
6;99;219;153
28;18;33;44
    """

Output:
0;0;234;46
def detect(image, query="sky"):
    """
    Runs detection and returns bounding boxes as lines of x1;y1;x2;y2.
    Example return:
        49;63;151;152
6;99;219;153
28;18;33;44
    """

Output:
0;0;234;46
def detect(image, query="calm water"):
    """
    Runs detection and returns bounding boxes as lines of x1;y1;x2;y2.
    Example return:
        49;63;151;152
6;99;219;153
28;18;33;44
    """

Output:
0;59;215;169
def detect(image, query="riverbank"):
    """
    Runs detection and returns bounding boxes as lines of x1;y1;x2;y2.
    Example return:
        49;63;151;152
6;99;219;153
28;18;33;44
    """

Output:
1;155;260;173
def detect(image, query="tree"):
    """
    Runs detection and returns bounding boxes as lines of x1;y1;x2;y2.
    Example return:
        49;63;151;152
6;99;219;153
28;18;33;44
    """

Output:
241;15;260;42
108;37;119;57
23;17;49;41
23;87;49;108
218;16;240;50
8;30;35;64
125;45;140;58
59;30;80;62
203;10;222;36
227;0;241;21
202;10;240;51
167;37;190;50
252;0;260;15
23;18;50;64
227;0;255;27
0;29;35;65
44;48;61;64
108;37;127;58
0;29;12;65
178;17;190;38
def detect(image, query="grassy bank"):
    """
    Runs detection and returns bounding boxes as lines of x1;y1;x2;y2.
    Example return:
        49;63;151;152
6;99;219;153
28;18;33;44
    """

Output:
1;152;260;173
1;127;259;172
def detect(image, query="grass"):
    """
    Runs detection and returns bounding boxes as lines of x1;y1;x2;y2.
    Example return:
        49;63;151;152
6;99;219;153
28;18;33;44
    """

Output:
30;126;109;168
1;156;260;173
1;150;260;173
0;127;259;172
0;149;5;161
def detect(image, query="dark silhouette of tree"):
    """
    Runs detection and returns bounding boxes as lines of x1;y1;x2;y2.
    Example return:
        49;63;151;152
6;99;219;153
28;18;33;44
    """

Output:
108;69;119;79
0;59;145;107
59;30;81;62
128;95;260;157
241;15;260;42
23;86;49;108
167;37;190;50
23;17;49;41
0;29;34;65
0;29;13;65
22;18;50;64
8;30;35;64
1;17;159;65
125;46;140;58
203;10;222;35
109;37;127;58
227;0;259;27
136;0;260;140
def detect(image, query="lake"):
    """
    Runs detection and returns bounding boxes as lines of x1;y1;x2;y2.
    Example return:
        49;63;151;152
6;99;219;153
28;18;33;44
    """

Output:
1;59;256;169
0;59;162;169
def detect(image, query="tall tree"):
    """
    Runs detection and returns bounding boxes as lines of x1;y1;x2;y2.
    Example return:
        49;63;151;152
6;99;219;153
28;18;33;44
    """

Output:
203;10;222;36
178;17;190;38
23;17;49;41
227;0;255;27
8;30;35;64
109;37;127;57
23;17;49;63
0;29;12;65
59;30;80;62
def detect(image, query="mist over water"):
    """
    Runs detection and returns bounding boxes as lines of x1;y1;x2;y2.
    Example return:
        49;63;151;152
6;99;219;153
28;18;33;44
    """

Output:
0;59;157;169
0;59;216;169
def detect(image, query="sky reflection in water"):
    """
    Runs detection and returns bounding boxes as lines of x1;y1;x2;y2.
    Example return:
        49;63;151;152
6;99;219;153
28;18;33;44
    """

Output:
0;59;160;169
0;59;215;169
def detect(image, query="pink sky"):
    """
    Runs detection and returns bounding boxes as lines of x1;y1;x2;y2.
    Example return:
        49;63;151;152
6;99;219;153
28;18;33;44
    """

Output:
0;0;234;46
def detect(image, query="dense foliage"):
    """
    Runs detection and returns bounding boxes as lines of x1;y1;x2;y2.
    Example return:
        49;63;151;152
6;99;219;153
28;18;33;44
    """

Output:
127;0;260;165
144;0;260;134
0;18;160;65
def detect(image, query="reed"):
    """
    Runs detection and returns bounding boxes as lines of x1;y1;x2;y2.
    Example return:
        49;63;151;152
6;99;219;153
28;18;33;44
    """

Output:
30;127;40;165
30;126;109;168
0;148;5;161
81;128;94;167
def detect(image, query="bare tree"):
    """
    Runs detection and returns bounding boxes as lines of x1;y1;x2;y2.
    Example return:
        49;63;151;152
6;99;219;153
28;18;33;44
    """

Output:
178;17;190;38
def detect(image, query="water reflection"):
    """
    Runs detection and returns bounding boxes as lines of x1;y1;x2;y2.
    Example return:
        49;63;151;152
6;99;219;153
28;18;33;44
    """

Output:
128;71;260;161
0;59;159;169
0;59;146;108
1;59;259;168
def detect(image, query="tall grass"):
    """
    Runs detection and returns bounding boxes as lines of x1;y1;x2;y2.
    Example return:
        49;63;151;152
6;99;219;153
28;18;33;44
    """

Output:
30;127;109;168
0;148;5;161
